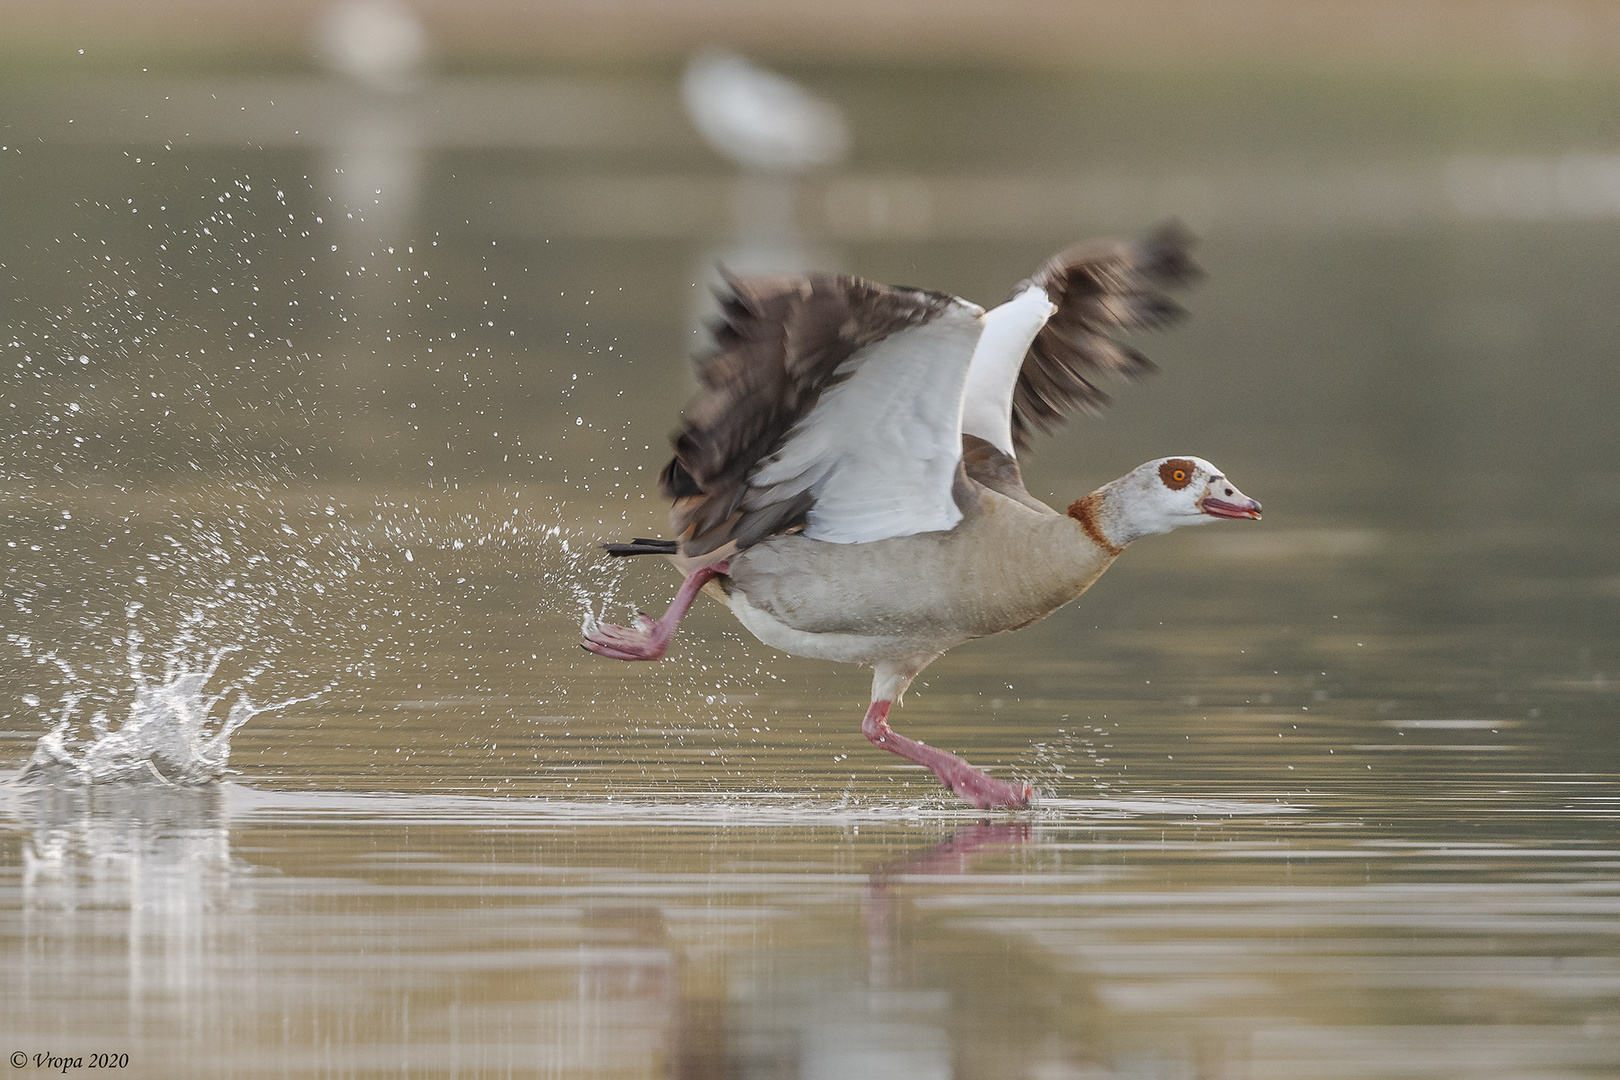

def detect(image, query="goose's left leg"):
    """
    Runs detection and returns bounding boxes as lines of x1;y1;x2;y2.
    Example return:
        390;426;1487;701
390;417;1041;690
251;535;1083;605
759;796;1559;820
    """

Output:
861;662;1032;810
583;561;728;661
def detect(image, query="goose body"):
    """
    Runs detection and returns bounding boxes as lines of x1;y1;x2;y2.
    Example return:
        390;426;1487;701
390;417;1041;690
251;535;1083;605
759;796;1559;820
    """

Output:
586;224;1260;808
722;483;1111;663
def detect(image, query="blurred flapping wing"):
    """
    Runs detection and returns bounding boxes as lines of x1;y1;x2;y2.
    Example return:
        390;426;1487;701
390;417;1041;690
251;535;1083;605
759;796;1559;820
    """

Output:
963;221;1201;459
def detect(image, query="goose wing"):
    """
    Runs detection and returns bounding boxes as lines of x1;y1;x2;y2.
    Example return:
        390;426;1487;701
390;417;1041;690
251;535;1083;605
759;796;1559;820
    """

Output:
960;221;1201;469
661;272;985;555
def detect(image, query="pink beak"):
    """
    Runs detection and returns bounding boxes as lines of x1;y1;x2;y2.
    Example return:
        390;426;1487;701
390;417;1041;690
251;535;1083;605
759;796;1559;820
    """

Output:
1201;488;1262;520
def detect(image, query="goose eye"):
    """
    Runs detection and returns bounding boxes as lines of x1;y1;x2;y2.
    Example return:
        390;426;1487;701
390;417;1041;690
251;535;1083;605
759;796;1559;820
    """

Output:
1158;459;1196;490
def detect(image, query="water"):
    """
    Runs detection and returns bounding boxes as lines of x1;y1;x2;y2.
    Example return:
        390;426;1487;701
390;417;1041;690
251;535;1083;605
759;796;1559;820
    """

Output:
1;63;1618;1077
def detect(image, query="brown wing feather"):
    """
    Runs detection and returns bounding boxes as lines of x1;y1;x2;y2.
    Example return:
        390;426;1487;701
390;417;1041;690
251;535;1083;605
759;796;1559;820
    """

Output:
1010;220;1201;454
660;272;956;557
960;434;1055;515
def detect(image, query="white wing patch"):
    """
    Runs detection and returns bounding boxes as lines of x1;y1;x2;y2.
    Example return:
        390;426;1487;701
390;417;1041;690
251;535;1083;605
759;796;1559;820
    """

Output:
747;301;985;544
959;285;1056;456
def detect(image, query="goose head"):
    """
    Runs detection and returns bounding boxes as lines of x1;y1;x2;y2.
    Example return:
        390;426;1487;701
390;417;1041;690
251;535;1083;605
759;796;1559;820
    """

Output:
1091;456;1261;546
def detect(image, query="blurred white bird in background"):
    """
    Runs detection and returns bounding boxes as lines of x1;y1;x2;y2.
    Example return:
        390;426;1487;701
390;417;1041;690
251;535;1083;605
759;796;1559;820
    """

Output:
310;0;430;394
681;49;851;173
310;0;429;236
315;0;428;92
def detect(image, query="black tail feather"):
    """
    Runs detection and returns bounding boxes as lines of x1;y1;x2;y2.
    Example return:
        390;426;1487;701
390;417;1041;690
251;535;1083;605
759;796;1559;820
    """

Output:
601;537;679;557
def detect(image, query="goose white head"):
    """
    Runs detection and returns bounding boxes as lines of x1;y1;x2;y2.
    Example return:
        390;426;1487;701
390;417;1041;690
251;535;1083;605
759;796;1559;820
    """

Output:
1085;456;1262;548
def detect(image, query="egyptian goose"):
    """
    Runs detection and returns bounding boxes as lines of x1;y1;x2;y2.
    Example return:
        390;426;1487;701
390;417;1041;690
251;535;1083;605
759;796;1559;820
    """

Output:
585;223;1260;808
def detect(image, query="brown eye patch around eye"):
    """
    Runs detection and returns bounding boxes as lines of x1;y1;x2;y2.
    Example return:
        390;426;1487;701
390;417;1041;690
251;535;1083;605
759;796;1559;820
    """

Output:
1159;459;1196;490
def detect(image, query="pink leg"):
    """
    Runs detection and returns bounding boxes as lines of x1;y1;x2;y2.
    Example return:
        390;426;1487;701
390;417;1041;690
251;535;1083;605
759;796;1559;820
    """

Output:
862;700;1032;810
583;561;729;661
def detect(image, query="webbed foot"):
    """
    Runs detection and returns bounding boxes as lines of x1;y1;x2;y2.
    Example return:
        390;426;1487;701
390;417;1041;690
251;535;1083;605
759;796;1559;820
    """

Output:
582;613;668;661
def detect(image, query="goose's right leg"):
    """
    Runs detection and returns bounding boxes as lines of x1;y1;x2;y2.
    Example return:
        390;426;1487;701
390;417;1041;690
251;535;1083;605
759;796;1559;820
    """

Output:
861;663;1032;810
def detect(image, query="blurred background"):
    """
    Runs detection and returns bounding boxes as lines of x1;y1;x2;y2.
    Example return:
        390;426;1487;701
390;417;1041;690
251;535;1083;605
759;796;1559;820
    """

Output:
11;0;1620;68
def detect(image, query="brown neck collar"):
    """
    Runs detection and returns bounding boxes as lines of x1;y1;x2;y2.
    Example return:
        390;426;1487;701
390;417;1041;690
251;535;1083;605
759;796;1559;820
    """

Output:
1066;492;1124;557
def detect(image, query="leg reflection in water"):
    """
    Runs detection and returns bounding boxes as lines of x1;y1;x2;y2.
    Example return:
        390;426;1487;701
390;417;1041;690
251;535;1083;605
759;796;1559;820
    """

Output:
863;821;1034;990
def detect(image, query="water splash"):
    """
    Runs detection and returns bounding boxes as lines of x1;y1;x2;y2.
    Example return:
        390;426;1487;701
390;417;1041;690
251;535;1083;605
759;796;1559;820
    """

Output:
578;582;624;640
15;620;316;786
